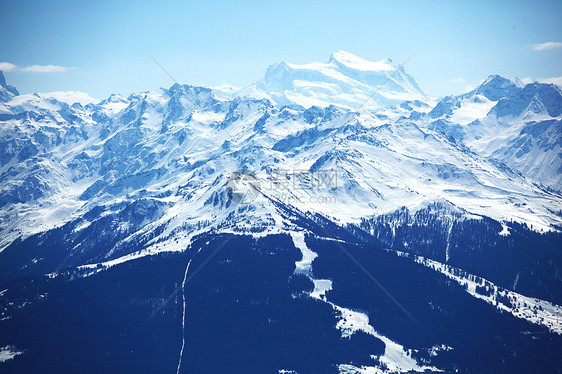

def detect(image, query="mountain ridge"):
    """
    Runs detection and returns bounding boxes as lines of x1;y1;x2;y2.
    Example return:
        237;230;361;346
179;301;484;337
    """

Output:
0;65;560;255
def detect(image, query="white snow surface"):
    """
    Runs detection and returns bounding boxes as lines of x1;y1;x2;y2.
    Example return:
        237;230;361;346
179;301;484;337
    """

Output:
0;345;23;363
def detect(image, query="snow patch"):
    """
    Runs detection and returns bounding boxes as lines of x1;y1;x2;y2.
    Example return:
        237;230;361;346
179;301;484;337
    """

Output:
0;345;23;363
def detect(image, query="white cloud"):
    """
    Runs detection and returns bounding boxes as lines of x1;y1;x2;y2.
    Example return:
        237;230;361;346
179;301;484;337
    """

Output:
520;76;562;87
21;64;73;73
541;77;562;86
464;84;476;92
531;42;562;51
446;77;465;84
0;62;75;73
0;62;18;72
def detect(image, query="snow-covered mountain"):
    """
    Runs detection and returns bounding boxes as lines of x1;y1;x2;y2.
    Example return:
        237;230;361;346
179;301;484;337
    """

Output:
0;59;561;373
0;75;560;253
427;74;562;190
215;51;429;109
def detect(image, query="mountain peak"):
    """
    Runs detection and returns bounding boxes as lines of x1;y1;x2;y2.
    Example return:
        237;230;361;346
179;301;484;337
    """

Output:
251;52;427;109
481;74;514;87
106;93;126;103
0;70;19;101
328;50;395;72
466;75;520;101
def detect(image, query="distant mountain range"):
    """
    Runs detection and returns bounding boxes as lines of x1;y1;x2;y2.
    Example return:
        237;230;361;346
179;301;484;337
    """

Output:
0;52;561;373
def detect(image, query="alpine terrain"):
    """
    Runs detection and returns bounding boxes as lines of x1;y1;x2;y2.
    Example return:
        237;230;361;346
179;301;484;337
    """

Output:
0;51;561;373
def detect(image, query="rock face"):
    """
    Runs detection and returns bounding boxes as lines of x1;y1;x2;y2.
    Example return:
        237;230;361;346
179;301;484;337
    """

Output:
0;71;19;102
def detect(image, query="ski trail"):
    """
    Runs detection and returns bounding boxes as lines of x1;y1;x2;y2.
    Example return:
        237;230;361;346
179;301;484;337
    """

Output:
291;231;332;300
290;232;438;373
176;257;193;374
445;219;453;263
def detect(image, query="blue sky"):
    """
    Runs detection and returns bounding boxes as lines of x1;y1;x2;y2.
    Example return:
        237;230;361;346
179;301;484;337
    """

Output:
1;0;561;100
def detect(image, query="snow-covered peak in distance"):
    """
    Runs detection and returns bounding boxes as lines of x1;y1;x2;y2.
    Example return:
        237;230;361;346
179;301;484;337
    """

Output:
217;51;429;110
328;50;395;72
0;70;96;107
0;71;19;102
426;74;562;190
461;74;522;101
100;93;127;104
0;71;8;87
34;91;98;106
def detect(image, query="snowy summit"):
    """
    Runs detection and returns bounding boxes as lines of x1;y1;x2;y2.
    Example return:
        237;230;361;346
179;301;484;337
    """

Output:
216;51;428;109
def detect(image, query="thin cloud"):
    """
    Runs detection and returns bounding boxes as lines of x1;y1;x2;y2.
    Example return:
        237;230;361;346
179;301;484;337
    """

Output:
21;64;74;73
0;62;75;73
522;76;562;86
446;77;465;84
531;42;562;51
542;77;562;86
